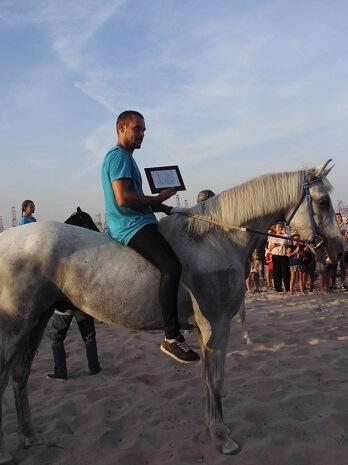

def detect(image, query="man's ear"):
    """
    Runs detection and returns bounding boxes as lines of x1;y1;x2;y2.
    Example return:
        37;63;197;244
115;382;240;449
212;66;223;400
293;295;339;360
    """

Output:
118;122;127;134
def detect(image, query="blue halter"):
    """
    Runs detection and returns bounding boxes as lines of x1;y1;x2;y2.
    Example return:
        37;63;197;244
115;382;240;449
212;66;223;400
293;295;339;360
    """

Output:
285;177;323;248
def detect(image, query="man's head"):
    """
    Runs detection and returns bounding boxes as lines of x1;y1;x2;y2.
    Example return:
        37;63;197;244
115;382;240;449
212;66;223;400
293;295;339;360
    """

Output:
292;233;300;243
197;189;216;203
335;212;343;225
275;221;284;233
116;110;145;152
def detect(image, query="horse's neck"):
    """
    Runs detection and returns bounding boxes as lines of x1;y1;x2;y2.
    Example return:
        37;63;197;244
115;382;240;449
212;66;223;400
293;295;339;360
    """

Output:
222;172;302;223
181;171;304;256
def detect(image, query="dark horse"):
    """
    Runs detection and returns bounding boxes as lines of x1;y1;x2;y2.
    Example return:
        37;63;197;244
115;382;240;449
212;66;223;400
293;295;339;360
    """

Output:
64;206;100;232
53;207;100;315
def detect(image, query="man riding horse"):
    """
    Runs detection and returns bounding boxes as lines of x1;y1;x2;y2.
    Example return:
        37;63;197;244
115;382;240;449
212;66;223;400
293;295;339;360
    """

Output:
101;110;200;364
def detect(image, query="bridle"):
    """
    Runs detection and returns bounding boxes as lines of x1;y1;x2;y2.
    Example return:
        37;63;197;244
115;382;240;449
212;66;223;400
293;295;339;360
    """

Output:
285;177;324;250
178;176;328;252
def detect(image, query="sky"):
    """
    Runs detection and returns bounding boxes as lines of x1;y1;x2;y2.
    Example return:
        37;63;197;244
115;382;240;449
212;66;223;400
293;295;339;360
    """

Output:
1;0;348;228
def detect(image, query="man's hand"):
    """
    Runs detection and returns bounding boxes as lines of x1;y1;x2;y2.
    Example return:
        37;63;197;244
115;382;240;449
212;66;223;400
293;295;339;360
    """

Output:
158;188;177;202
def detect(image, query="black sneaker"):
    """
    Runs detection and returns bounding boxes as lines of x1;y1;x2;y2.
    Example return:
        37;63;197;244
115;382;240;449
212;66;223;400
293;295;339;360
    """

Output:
46;373;67;381
89;366;102;376
160;335;200;364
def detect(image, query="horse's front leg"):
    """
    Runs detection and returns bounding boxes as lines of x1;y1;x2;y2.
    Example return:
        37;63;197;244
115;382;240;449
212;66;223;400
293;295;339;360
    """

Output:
197;320;240;455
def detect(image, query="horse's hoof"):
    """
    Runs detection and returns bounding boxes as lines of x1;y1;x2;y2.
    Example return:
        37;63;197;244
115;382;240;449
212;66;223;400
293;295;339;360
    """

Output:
221;436;240;455
22;434;41;448
0;451;14;465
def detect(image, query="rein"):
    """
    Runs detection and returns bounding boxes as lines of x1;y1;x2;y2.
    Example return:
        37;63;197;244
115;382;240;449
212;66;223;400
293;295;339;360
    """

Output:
178;211;313;245
178;177;325;249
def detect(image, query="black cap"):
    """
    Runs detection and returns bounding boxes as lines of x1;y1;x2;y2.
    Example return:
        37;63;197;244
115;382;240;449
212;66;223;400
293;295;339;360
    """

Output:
197;189;216;203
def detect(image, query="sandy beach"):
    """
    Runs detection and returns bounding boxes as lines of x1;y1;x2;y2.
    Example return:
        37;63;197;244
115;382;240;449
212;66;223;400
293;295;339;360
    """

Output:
2;290;348;465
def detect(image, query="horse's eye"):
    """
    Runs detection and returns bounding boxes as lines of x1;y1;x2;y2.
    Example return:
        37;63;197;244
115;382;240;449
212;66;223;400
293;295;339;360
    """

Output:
318;198;329;207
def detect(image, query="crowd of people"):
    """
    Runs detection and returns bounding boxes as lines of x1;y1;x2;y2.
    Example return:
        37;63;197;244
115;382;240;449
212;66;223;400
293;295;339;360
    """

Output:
246;213;348;295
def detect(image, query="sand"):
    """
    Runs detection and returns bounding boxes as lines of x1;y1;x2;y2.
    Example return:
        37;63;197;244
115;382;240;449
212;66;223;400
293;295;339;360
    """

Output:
2;290;348;465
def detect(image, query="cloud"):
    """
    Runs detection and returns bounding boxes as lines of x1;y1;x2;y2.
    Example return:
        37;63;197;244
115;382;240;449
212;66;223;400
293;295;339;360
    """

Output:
0;0;125;70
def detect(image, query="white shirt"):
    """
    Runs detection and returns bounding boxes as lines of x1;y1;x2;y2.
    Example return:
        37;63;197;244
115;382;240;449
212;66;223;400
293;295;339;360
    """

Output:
268;235;289;256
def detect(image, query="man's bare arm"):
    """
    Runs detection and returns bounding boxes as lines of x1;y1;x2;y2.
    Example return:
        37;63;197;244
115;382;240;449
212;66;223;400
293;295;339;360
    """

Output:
152;203;173;215
112;179;176;209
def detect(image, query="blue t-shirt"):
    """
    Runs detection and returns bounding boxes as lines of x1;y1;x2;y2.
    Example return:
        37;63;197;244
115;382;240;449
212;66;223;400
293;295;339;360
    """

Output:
101;146;157;244
19;216;36;225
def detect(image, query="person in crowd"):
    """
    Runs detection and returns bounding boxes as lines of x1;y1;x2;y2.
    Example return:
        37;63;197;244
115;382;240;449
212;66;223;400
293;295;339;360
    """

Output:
197;189;215;203
317;260;331;293
47;307;102;380
265;229;274;290
302;245;316;293
287;233;305;295
101;110;199;364
331;212;348;290
246;249;261;292
268;222;290;292
19;199;36;225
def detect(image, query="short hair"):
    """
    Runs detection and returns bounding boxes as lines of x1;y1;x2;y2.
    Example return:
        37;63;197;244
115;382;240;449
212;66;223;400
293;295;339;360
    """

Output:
21;199;34;214
116;110;144;134
197;189;216;203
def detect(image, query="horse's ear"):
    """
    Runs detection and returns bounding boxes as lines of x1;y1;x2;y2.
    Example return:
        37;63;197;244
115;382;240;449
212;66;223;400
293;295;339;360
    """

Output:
322;164;334;177
314;159;333;177
77;206;82;212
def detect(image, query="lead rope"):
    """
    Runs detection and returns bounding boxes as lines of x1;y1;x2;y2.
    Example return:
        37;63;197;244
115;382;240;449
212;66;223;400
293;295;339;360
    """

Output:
176;211;313;244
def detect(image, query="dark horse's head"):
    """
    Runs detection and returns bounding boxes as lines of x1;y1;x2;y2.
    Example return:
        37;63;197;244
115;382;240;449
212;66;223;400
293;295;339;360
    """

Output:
64;206;100;232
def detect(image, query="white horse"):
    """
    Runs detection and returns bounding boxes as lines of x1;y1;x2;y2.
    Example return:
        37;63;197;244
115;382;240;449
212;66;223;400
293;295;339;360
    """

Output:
0;162;342;463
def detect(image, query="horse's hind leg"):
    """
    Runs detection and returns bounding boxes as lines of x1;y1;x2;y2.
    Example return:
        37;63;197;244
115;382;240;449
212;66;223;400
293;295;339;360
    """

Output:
11;312;52;448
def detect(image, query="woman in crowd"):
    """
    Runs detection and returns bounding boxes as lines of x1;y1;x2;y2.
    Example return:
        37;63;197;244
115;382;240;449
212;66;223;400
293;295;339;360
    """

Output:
287;233;305;295
19;199;36;225
268;222;290;292
246;249;261;292
265;229;274;290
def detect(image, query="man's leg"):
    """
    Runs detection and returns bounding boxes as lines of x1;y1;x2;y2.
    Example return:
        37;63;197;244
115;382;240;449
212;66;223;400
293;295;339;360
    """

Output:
128;224;199;363
272;256;282;292
339;258;346;287
73;310;101;375
46;312;72;379
282;256;290;292
129;224;182;339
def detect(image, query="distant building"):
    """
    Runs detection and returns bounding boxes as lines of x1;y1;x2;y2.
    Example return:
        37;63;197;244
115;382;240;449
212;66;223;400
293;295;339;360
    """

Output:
11;207;18;227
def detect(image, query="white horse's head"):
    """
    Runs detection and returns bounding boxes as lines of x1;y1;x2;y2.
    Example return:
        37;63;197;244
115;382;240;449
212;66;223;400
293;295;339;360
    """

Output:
288;160;343;263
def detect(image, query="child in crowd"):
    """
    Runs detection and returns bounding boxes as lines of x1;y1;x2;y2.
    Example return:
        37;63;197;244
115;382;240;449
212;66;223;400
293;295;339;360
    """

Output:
19;199;36;225
265;229;274;290
287;233;305;294
246;249;261;292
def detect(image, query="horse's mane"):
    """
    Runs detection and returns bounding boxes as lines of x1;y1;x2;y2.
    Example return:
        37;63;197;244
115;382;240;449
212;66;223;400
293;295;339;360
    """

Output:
187;170;307;235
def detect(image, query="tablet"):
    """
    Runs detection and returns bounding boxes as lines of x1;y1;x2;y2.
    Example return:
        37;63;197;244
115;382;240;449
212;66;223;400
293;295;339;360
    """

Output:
144;165;186;194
